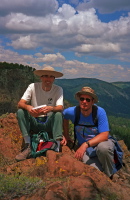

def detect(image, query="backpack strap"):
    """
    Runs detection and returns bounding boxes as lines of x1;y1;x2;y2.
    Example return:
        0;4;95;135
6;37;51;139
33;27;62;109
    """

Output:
73;105;98;148
92;105;98;127
73;105;80;148
74;105;80;127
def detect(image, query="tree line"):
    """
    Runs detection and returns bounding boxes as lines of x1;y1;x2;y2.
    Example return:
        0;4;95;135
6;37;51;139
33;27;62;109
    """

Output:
67;115;130;150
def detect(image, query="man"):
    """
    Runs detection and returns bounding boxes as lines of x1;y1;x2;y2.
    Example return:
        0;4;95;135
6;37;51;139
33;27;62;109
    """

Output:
61;86;115;178
15;65;64;161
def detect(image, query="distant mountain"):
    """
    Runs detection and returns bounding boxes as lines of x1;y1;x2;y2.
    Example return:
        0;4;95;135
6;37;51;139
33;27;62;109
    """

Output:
55;78;130;118
0;62;130;118
112;82;130;89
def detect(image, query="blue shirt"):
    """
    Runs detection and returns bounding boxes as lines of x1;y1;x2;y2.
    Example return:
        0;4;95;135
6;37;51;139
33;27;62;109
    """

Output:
63;106;109;145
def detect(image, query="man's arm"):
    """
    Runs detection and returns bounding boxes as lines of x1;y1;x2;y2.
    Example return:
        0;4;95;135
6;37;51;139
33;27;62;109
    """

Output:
75;131;109;160
85;131;109;147
61;118;73;145
18;99;40;117
18;99;33;111
18;99;63;117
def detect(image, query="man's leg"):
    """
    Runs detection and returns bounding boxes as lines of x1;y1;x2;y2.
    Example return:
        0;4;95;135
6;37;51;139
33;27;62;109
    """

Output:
17;110;63;141
82;153;103;172
16;110;63;161
43;112;63;151
96;139;115;177
43;112;63;140
16;109;44;161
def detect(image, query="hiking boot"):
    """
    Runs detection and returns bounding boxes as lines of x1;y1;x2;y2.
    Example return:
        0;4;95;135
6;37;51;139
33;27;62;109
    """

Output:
15;143;31;162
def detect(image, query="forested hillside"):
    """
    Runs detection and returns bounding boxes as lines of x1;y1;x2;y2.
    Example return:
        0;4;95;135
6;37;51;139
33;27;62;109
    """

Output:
0;62;130;118
0;62;39;114
55;78;130;118
0;62;130;148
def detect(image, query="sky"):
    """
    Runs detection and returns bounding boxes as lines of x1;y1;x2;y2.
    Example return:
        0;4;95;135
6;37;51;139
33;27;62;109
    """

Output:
0;0;130;82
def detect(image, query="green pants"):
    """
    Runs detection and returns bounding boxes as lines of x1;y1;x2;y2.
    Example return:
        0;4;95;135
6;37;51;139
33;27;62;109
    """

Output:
17;109;63;140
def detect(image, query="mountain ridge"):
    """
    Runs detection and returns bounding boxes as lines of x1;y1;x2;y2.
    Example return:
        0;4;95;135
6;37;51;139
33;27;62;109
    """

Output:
0;62;130;118
55;78;130;118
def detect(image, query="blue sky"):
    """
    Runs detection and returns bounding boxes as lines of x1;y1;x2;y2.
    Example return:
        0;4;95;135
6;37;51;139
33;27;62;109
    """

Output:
0;0;130;82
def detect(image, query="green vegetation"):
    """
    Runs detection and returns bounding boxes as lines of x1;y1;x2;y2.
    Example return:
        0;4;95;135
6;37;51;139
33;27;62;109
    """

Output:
112;81;130;89
0;62;39;115
0;173;45;199
0;173;121;200
0;61;130;117
0;61;35;71
97;187;120;200
0;62;130;147
109;116;130;149
67;115;130;150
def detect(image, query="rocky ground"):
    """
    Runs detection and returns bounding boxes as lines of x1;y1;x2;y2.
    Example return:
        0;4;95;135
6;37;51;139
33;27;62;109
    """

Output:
0;113;130;200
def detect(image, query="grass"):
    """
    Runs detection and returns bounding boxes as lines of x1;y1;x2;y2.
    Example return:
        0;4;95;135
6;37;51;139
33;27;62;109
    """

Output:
0;173;45;199
0;173;123;200
0;112;9;119
98;187;121;200
0;173;71;199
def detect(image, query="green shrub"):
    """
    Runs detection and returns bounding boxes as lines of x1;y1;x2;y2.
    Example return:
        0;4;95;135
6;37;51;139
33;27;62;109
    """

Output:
99;187;120;200
0;173;45;199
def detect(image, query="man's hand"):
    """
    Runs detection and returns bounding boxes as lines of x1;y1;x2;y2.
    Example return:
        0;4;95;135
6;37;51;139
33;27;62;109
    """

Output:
29;106;52;117
29;106;42;117
60;136;73;146
74;142;87;160
60;136;67;145
38;105;63;115
38;106;53;114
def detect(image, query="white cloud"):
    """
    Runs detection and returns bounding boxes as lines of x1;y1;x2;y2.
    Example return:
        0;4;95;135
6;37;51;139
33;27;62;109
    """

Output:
0;46;130;82
8;35;38;49
0;45;34;65
74;43;120;54
35;53;65;63
77;0;130;14
0;1;129;62
62;61;130;82
1;6;128;60
58;4;76;18
5;13;53;32
0;0;58;16
0;0;130;82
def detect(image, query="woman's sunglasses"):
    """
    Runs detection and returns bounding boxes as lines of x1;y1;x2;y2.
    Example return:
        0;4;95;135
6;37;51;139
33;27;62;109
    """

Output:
79;97;92;102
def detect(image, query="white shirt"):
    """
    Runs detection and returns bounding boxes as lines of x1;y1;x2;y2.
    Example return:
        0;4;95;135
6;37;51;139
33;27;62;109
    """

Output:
21;82;63;116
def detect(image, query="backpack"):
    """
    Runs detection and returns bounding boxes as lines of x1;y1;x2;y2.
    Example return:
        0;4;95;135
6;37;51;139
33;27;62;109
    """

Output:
30;131;58;158
73;104;98;147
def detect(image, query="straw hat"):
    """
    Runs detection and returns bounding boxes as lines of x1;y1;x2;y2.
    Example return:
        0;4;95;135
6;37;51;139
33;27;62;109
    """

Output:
34;66;63;78
75;87;98;103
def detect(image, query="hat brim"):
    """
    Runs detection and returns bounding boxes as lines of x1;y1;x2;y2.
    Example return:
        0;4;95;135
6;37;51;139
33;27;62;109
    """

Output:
34;70;63;78
75;91;98;103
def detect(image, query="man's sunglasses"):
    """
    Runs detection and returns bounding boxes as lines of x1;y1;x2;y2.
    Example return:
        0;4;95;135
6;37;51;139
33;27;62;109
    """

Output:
79;97;92;102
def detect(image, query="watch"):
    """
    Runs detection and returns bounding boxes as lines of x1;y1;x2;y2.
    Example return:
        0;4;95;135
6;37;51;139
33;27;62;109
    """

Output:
86;141;90;147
